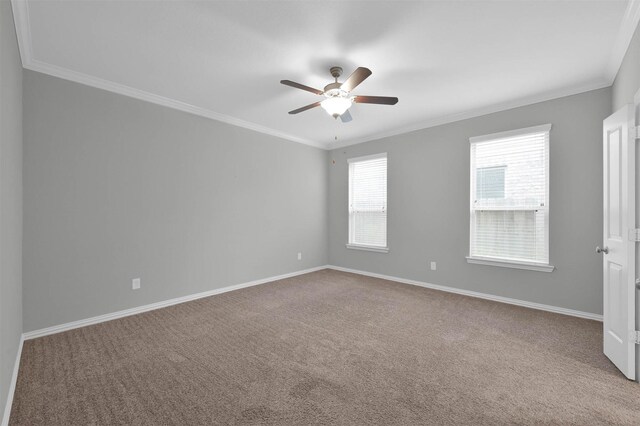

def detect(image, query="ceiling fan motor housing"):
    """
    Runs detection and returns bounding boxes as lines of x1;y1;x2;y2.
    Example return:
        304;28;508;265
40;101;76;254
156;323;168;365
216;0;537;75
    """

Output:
329;66;343;79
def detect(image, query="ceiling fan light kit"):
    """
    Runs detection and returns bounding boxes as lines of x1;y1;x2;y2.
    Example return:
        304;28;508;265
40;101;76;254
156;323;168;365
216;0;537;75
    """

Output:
321;95;353;118
281;66;398;122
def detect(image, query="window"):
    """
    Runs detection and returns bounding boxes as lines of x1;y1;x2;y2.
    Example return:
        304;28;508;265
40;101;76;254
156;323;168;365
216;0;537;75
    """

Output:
468;124;553;272
348;153;388;252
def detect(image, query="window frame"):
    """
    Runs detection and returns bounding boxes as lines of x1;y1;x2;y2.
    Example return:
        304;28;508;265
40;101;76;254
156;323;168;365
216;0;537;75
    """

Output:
466;124;554;272
347;152;389;253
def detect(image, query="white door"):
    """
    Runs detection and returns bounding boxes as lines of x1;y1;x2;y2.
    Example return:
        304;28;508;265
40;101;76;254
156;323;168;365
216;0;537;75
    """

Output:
602;104;636;380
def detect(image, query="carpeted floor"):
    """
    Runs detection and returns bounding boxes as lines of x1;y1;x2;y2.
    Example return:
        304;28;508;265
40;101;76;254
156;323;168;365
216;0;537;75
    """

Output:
9;269;640;425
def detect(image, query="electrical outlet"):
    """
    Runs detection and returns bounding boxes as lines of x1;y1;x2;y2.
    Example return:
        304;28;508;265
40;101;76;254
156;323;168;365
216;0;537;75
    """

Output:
132;278;141;290
430;261;437;271
297;252;302;260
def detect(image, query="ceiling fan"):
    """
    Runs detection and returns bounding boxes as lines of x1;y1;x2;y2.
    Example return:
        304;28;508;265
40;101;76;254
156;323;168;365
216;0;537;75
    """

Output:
280;66;398;123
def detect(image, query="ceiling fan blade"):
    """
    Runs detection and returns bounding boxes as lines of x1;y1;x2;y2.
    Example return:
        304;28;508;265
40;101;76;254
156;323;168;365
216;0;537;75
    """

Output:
280;80;324;95
340;110;353;123
288;101;321;115
341;67;372;92
354;95;398;105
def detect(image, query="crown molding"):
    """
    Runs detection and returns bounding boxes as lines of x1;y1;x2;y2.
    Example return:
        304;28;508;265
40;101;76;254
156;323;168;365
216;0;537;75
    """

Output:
329;79;611;149
606;0;640;83
25;59;327;149
9;0;327;150
10;0;31;66
11;0;638;151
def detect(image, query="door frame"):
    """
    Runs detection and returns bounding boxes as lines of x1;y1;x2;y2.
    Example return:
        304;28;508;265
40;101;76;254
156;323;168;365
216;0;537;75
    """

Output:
635;87;640;382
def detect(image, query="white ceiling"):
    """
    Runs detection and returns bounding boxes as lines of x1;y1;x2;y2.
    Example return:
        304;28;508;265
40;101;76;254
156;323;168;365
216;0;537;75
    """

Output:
11;0;640;149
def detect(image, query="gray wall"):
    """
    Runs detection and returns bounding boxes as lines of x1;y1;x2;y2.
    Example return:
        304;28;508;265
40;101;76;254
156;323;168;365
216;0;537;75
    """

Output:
0;0;23;421
612;23;640;111
329;87;611;315
23;71;329;332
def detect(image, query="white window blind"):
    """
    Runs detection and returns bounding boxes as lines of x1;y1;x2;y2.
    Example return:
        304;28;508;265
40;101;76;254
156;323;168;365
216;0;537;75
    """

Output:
469;124;550;265
348;153;387;250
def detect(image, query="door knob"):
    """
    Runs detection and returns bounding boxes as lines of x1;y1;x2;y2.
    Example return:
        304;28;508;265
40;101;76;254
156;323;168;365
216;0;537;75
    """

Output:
596;246;609;254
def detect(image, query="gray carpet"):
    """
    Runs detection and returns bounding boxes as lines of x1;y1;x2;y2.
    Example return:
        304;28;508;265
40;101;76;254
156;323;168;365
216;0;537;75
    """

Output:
9;269;640;425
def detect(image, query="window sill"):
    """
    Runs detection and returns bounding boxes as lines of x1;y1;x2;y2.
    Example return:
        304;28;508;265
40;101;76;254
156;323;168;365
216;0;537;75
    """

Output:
466;256;555;272
346;244;389;253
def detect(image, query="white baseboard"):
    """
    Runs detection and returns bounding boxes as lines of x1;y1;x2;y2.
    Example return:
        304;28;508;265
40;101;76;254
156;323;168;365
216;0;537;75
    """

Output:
327;265;603;321
23;265;329;340
2;334;24;426
24;264;602;341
